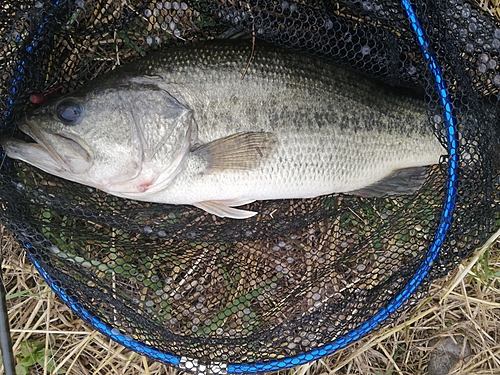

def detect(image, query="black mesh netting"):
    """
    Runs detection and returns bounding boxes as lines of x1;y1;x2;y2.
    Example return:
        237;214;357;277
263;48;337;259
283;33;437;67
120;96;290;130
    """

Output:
0;0;499;373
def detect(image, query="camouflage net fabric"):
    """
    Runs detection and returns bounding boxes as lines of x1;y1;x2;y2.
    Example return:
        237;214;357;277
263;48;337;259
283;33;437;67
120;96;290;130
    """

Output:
0;0;499;373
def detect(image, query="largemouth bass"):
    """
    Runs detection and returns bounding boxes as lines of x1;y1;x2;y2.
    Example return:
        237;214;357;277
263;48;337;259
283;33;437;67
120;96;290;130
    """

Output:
2;41;446;219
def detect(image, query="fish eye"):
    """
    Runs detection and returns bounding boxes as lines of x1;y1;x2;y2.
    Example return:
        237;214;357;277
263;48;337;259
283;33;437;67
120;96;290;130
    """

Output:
56;99;84;126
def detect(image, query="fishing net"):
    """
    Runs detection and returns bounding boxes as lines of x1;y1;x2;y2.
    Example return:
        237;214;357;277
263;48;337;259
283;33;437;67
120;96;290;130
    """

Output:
0;0;499;373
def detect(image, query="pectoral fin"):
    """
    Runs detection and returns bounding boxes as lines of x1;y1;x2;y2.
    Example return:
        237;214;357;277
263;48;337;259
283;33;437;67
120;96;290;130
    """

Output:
194;199;257;219
193;132;276;172
349;166;429;198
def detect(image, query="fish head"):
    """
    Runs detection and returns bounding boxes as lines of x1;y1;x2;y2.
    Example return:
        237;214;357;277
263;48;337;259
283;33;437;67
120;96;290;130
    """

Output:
3;75;196;194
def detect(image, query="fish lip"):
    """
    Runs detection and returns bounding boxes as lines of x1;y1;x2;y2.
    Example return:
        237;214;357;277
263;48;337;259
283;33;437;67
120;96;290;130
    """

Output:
19;116;93;172
18;116;66;167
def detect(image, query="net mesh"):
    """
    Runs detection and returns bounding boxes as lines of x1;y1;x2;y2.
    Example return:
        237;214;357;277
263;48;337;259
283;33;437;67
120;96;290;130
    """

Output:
0;0;499;373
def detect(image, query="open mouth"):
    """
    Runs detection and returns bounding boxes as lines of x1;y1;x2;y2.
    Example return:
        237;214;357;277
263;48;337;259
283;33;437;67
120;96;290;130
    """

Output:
18;118;69;168
12;117;93;174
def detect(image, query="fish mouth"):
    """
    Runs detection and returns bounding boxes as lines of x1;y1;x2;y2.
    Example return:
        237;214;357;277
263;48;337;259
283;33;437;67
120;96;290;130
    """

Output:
12;116;94;174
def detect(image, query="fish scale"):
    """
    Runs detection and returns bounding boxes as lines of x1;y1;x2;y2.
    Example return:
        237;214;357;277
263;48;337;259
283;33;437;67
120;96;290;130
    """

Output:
2;40;446;219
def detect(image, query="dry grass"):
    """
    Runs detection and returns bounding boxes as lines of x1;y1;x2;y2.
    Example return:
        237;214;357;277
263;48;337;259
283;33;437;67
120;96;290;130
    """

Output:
1;224;499;375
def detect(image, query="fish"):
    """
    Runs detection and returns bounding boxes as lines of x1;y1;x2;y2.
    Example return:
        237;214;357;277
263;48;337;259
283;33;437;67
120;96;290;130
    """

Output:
2;40;446;219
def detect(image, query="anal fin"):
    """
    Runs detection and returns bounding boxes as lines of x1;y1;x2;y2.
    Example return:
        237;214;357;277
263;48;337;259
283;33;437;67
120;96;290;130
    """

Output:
349;166;430;198
194;199;257;219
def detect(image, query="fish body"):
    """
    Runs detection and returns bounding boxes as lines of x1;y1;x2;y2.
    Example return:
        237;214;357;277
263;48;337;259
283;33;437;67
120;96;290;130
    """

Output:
2;41;446;218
